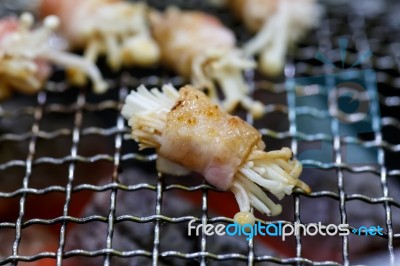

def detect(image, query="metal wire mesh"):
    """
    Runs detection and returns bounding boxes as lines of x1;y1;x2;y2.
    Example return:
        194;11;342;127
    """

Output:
0;0;400;265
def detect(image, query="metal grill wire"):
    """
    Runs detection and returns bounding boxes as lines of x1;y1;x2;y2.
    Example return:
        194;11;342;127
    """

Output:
0;0;400;265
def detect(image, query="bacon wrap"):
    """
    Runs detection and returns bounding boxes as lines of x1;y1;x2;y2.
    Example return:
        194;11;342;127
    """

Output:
158;86;263;191
151;9;236;78
40;0;119;47
0;17;51;95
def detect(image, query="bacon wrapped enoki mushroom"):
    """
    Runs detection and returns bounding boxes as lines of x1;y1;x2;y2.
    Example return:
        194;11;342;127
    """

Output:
150;8;264;118
0;13;106;99
121;84;311;224
39;0;160;76
227;0;320;76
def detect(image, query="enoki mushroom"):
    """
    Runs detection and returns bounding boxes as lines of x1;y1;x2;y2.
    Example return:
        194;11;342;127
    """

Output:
122;84;310;225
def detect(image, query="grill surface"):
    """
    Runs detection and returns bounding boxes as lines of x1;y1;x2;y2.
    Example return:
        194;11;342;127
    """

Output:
0;0;400;265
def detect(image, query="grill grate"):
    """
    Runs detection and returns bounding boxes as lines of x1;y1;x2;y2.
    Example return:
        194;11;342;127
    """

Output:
0;0;400;265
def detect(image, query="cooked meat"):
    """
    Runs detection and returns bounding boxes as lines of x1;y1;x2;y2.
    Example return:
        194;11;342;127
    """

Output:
151;8;236;78
150;8;264;117
0;16;50;99
122;84;310;222
0;13;107;98
159;86;262;190
39;0;160;70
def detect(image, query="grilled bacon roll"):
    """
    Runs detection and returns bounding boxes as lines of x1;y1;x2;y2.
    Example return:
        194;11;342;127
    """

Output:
150;8;264;118
39;0;160;71
122;84;311;223
0;13;106;99
227;0;320;76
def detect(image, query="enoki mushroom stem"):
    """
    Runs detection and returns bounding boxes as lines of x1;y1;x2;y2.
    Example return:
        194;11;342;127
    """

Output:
243;0;320;77
192;49;264;118
243;1;290;76
78;2;159;69
121;84;179;149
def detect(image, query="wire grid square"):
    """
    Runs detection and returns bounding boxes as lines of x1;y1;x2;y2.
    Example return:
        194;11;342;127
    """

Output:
0;0;399;265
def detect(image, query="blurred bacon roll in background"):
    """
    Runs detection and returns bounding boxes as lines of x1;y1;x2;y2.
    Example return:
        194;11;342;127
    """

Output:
150;8;264;118
39;0;160;73
0;13;107;99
